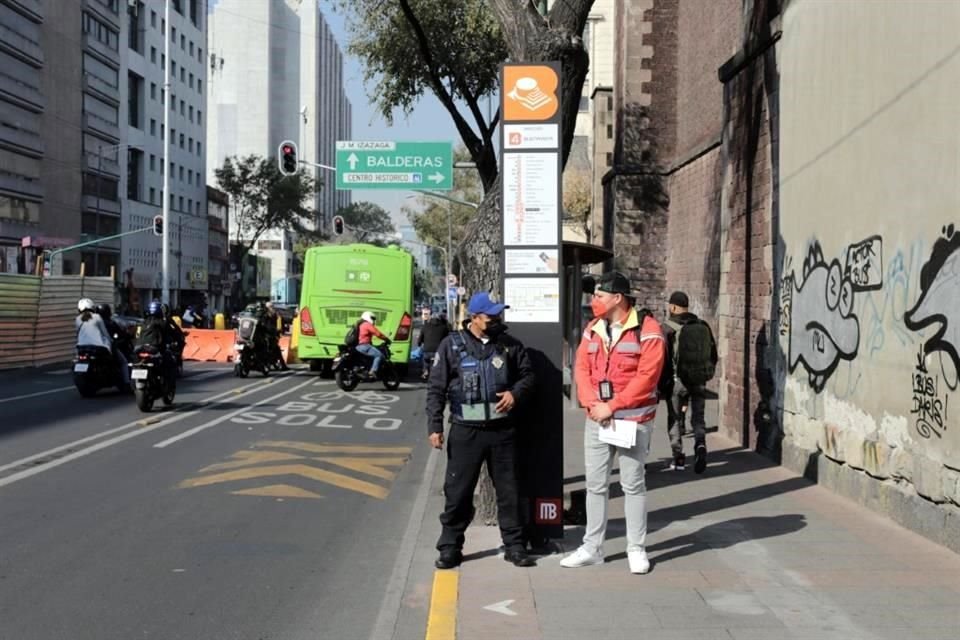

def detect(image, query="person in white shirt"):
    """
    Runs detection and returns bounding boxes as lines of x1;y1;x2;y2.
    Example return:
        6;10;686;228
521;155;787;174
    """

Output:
75;298;112;350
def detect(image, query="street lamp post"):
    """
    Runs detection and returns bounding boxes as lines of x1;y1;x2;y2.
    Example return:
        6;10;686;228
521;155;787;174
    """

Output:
161;0;172;305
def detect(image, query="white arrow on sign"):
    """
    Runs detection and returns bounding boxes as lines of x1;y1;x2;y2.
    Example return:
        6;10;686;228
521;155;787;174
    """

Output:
427;172;444;184
483;599;518;617
347;153;359;170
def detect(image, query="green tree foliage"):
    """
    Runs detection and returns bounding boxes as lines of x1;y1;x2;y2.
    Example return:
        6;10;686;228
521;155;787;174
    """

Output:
214;154;318;263
337;0;505;190
402;147;481;255
336;201;396;245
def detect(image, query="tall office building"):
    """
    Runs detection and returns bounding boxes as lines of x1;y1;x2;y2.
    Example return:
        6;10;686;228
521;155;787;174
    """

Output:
121;0;208;309
207;0;352;301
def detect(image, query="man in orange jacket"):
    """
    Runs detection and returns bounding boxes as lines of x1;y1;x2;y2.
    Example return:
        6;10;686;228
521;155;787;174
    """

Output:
561;272;666;574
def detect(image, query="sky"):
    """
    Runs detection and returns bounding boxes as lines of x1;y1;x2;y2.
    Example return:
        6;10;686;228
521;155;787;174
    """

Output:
207;0;461;227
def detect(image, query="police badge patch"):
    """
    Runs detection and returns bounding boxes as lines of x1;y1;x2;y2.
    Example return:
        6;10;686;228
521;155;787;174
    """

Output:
492;355;505;369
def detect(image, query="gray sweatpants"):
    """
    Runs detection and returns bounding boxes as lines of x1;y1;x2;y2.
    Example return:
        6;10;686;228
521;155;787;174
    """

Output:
582;418;652;554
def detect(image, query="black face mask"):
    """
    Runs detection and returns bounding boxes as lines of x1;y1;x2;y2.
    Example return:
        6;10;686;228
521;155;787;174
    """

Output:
485;321;508;338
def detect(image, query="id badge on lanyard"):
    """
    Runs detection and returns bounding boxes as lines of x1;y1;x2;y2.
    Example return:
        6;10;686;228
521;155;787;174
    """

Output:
598;380;613;401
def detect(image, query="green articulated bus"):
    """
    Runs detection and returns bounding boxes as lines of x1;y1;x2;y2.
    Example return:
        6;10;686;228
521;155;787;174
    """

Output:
298;244;414;374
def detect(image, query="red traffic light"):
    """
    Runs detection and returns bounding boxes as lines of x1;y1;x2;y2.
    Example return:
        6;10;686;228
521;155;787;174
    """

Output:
332;215;344;236
278;140;298;176
282;145;293;155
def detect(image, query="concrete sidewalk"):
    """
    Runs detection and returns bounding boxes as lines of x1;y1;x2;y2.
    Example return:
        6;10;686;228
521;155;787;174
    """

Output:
448;400;960;640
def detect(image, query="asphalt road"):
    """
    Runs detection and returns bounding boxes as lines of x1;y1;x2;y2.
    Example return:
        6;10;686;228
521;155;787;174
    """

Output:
0;363;433;640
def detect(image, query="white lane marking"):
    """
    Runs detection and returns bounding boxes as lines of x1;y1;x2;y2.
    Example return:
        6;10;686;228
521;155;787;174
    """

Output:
0;386;75;405
153;378;314;448
0;379;274;481
188;370;228;381
368;445;442;640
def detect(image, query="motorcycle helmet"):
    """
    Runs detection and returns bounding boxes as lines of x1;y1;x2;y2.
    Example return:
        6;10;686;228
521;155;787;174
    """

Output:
95;303;112;322
361;311;375;324
147;300;164;318
78;298;95;313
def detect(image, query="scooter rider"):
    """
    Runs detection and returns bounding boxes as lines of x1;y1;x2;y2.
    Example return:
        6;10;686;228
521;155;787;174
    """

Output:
138;301;177;380
76;299;119;381
356;311;391;380
95;303;131;386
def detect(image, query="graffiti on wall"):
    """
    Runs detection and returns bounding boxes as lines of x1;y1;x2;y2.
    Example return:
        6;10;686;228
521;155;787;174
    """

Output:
905;224;960;392
911;345;950;439
786;238;884;393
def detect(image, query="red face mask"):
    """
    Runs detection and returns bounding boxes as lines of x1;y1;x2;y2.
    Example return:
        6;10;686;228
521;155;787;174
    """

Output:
591;295;615;319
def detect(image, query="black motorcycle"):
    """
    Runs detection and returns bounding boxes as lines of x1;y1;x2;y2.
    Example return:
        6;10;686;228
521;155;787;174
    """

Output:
129;346;176;412
73;346;126;397
233;317;270;378
332;342;400;391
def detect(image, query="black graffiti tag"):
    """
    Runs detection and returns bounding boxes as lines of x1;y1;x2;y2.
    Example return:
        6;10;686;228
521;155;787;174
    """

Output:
911;348;949;439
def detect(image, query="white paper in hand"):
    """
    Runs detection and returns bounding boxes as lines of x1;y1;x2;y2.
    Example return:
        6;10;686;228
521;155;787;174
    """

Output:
597;419;637;448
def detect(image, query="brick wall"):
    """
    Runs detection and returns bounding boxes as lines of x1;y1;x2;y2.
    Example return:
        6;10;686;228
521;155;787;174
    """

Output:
716;31;780;450
664;149;723;327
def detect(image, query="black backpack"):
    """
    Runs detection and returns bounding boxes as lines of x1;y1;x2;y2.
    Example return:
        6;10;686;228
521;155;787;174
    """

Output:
666;317;717;386
635;308;674;395
344;321;362;348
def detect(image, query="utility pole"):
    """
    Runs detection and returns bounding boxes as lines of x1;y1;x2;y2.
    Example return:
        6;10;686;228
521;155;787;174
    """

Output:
161;0;172;305
446;200;453;321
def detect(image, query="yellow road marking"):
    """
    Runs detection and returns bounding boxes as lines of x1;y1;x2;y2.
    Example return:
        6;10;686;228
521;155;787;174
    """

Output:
179;463;391;499
315;456;408;480
199;450;306;473
231;484;324;499
425;569;458;640
260;440;414;455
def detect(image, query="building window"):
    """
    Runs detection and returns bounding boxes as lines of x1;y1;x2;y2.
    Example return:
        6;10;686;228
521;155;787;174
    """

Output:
187;169;192;184
180;68;185;83
197;47;202;63
151;10;156;28
189;73;194;89
161;53;165;69
197;109;201;125
606;124;613;139
83;13;119;51
179;196;184;211
189;41;194;56
181;35;185;50
189;105;194;121
150;119;156;135
605;152;613;167
160;88;165;103
171;26;176;43
82;172;118;201
170;127;175;142
161;18;165;33
150;82;156;100
180;100;185;116
179;133;184;149
127;72;143;128
196;141;201;157
197;79;202;95
127;149;143;200
188;138;193;153
170;162;174;176
171;60;176;76
128;2;144;53
170;194;174;210
161;124;164;140
179;166;184;181
150;46;156;63
149;154;156;171
189;0;199;26
258;240;282;251
149;187;156;204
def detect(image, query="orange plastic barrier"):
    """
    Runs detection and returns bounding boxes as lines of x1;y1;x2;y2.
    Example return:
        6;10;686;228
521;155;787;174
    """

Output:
183;329;236;362
279;335;291;362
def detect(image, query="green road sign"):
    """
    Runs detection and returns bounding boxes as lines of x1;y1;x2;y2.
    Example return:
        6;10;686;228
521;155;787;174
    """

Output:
335;141;453;191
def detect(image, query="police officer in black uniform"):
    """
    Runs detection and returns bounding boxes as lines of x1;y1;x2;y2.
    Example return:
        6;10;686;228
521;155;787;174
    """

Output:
427;292;536;569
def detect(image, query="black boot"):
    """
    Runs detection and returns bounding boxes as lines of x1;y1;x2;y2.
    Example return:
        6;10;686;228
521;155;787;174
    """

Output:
435;548;463;570
504;547;536;567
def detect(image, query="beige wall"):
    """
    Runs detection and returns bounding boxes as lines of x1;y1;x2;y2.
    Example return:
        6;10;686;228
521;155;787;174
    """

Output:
779;0;960;501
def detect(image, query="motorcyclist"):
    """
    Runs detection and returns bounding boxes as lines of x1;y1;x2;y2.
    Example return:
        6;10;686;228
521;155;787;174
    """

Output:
75;298;114;369
95;303;131;386
161;303;186;367
138;301;177;381
252;302;274;364
356;311;391;380
263;301;289;371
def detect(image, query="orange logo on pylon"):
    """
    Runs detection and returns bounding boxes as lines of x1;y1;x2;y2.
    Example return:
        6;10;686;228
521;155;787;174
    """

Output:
503;65;559;122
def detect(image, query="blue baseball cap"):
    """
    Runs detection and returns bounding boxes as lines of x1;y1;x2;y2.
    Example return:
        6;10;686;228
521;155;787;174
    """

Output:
467;292;509;316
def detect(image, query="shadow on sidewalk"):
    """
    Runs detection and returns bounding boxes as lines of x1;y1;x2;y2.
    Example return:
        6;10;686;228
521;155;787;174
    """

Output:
606;514;807;565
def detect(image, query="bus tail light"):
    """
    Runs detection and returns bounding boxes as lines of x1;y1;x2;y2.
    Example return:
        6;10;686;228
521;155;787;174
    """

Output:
395;312;412;341
301;307;316;336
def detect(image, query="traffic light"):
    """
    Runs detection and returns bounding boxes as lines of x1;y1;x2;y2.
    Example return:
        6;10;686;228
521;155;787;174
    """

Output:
332;215;345;236
278;140;298;176
152;215;163;236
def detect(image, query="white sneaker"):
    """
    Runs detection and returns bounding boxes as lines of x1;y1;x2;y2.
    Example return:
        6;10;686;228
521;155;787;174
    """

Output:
560;546;604;568
628;550;650;574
